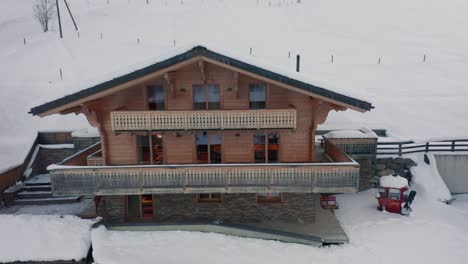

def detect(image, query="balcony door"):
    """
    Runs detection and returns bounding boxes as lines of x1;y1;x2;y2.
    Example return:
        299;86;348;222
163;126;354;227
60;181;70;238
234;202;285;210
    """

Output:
137;134;164;165
196;132;222;164
126;195;154;220
253;133;279;163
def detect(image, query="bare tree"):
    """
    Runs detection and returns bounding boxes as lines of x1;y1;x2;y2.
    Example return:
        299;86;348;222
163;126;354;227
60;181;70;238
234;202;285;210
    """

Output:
33;0;56;32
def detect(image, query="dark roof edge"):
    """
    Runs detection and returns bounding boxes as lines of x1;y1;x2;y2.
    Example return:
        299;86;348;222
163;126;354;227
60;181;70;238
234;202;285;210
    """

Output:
30;46;373;116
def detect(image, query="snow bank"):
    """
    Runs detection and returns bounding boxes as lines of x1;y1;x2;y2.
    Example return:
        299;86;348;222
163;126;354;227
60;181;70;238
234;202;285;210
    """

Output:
0;215;97;262
71;128;100;138
406;153;452;202
324;128;378;139
379;175;408;189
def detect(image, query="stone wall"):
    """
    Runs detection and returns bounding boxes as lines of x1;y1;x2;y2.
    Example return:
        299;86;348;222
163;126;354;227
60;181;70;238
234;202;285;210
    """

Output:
97;193;318;223
371;157;417;187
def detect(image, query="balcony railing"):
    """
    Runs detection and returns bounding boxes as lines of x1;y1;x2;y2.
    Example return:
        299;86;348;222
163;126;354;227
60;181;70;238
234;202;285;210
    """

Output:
110;109;297;132
48;141;359;196
49;162;359;196
86;150;105;166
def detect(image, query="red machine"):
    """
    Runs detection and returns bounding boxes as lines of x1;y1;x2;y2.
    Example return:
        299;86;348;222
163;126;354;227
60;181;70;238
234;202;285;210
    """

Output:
376;175;416;216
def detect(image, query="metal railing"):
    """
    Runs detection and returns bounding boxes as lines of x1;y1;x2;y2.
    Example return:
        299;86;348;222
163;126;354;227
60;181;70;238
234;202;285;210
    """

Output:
49;141;359;196
110;109;297;132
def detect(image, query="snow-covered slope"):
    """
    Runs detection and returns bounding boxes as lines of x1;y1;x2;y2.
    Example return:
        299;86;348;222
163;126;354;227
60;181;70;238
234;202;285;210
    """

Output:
1;0;468;170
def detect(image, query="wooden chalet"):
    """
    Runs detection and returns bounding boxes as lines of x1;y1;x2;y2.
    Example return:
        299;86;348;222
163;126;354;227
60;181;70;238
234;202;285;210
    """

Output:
30;46;373;224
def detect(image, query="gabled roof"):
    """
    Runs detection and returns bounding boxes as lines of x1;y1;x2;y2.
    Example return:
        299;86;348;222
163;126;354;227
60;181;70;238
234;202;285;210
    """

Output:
30;46;373;116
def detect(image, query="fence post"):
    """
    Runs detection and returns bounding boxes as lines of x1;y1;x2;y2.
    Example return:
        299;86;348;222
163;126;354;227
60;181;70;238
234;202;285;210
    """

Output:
451;141;455;152
425;142;429;153
398;143;402;156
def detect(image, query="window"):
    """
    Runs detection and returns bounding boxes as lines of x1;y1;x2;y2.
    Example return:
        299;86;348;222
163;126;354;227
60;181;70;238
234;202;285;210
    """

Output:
127;195;154;219
147;85;165;110
254;134;266;163
196;133;222;164
137;134;164;164
193;84;220;110
253;133;279;163
137;135;151;164
257;192;282;203
197;193;223;203
389;189;401;200
249;84;266;109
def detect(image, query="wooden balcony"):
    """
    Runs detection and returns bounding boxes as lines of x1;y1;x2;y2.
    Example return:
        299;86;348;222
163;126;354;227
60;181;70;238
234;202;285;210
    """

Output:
86;150;105;166
110;109;297;132
48;142;359;196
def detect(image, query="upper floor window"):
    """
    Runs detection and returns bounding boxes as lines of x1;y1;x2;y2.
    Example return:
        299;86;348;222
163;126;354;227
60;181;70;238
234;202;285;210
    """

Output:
249;84;266;109
196;132;222;164
193;84;220;110
253;133;279;163
137;134;164;164
147;85;165;110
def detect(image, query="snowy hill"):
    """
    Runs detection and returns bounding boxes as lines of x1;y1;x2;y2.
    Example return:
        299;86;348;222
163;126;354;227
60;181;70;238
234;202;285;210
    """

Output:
1;0;468;171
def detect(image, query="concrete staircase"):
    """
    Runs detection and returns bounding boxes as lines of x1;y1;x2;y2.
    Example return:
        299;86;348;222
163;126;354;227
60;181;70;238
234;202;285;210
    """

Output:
4;174;82;206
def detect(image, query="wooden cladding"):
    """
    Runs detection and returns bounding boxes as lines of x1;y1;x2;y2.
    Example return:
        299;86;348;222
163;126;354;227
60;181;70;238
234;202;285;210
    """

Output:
49;161;359;196
110;109;297;132
86;150;105;166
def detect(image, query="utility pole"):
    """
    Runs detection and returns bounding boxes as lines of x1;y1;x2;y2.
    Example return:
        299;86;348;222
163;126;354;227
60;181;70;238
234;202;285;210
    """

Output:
64;0;78;31
56;0;63;38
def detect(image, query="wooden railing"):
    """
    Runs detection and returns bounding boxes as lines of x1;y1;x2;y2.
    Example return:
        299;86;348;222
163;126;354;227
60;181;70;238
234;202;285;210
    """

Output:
110;109;297;132
87;150;105;166
377;139;468;156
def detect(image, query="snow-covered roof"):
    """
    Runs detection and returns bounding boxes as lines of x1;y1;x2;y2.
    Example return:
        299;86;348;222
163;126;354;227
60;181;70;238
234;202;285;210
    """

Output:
30;45;373;116
323;128;378;139
379;175;409;189
71;128;100;138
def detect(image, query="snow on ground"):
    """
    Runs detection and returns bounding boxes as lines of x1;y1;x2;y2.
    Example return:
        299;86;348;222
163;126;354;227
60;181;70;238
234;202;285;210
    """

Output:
0;215;97;263
91;152;468;264
0;197;94;215
1;0;468;171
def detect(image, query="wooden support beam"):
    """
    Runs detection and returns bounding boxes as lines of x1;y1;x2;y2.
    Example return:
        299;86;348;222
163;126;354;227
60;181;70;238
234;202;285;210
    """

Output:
233;71;239;98
164;72;176;98
198;60;206;84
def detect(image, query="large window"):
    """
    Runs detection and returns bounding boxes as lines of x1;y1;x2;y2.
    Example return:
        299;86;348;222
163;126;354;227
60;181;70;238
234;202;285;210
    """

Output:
193;84;220;110
253;133;279;163
249;84;266;109
147;85;165;110
127;195;154;219
257;192;282;203
137;134;164;164
196;132;222;164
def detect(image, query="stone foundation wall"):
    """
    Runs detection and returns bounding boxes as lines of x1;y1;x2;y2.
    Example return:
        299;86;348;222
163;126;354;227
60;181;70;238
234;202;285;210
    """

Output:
371;157;417;187
97;193;318;223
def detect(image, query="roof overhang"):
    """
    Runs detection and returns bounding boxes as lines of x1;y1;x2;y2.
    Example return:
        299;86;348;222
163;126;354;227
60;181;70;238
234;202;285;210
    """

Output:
30;46;373;116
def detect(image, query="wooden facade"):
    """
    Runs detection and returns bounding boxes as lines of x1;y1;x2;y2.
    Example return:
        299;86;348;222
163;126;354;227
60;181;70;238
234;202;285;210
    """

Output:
30;47;374;207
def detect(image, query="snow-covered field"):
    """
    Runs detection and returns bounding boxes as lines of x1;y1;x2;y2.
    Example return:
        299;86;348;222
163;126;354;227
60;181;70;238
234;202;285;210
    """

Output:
1;0;468;171
90;153;468;264
0;215;97;263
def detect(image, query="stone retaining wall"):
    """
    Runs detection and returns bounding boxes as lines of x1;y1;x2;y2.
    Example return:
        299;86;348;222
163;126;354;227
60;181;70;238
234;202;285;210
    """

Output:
97;193;318;223
371;157;417;187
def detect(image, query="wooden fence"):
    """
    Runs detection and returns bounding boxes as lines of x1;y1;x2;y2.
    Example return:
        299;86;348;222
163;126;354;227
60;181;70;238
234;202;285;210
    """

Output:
377;139;468;156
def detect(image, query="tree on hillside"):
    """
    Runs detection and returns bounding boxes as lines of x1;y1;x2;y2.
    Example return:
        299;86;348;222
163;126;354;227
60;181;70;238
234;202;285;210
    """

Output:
33;0;56;32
